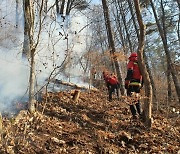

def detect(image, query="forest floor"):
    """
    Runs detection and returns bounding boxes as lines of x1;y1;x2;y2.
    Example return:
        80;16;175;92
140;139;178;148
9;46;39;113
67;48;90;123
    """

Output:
0;88;179;154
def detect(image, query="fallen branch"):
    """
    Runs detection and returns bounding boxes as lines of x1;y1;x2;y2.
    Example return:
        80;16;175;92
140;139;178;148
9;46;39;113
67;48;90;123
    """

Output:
48;78;99;92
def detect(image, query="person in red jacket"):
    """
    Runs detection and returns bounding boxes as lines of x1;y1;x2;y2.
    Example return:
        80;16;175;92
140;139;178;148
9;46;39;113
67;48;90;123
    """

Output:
108;74;120;101
125;52;143;119
103;71;119;101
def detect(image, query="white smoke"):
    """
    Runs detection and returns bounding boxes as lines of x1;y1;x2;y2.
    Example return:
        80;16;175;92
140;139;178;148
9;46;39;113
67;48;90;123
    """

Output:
0;48;29;113
0;0;91;113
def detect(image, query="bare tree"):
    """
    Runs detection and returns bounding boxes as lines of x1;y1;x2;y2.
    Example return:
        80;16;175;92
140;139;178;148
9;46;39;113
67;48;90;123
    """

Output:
127;0;157;103
44;0;48;13
127;0;139;39
60;0;65;15
56;0;60;14
150;0;180;103
144;52;157;103
101;0;125;95
66;0;88;15
23;0;45;113
23;0;35;113
133;0;153;127
160;0;172;102
116;0;134;53
112;1;127;54
176;0;180;43
22;0;34;58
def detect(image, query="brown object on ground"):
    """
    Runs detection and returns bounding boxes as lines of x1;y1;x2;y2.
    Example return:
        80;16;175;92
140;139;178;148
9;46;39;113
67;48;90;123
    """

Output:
72;90;80;102
49;79;99;91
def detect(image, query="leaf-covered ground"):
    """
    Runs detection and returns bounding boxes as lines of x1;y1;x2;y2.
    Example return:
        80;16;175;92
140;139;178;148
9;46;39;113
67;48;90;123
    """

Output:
0;90;179;154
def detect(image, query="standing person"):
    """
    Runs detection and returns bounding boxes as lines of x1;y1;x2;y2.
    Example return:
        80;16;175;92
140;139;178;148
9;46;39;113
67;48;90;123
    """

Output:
103;71;120;101
108;74;120;101
125;52;143;119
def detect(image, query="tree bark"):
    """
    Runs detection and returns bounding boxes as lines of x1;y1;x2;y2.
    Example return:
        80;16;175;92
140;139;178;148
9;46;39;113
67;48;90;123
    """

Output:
101;0;125;95
117;1;134;53
16;0;19;28
134;0;153;127
56;0;60;14
49;78;99;91
127;0;157;103
29;49;36;113
167;65;172;103
22;0;34;58
160;0;172;103
44;0;48;14
66;0;71;15
113;1;126;53
127;0;139;39
60;0;65;15
150;0;180;103
23;0;36;113
144;52;157;103
176;0;180;43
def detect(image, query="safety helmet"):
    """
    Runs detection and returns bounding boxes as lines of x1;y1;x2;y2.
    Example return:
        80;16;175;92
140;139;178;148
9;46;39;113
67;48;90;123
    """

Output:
130;52;138;58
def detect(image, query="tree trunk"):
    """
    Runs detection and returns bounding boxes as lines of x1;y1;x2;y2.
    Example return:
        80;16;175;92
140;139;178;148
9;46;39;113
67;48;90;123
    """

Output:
176;0;180;43
16;0;19;28
102;0;116;72
113;1;126;53
134;0;153;128
23;0;34;58
23;0;36;113
167;65;172;103
29;49;36;113
44;0;48;14
117;1;133;52
66;0;71;15
60;0;65;15
127;0;157;103
127;0;139;39
150;0;180;103
49;78;99;91
101;0;125;95
144;52;157;103
56;0;60;14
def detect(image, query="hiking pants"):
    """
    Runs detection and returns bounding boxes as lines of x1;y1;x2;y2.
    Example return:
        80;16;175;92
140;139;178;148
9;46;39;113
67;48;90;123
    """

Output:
127;85;141;116
109;84;119;101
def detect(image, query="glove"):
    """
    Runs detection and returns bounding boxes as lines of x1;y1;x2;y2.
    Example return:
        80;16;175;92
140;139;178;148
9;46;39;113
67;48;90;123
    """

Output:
125;80;130;89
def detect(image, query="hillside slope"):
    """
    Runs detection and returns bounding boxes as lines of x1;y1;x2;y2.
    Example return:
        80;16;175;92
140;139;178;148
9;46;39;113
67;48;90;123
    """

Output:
0;90;179;154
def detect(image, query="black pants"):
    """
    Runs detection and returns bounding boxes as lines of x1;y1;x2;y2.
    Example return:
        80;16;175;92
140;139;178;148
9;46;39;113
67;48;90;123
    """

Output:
108;83;119;101
127;85;141;116
106;82;110;93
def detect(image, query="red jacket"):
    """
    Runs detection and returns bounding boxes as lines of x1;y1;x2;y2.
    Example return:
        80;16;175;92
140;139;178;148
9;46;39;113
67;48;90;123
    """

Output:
108;75;119;85
127;61;142;80
103;73;119;85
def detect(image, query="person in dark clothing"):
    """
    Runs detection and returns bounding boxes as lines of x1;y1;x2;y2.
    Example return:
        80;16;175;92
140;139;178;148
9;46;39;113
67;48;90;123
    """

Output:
103;71;119;101
125;52;143;119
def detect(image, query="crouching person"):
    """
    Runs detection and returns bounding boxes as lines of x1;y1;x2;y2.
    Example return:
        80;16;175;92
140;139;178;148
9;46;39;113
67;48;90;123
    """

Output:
125;52;143;119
